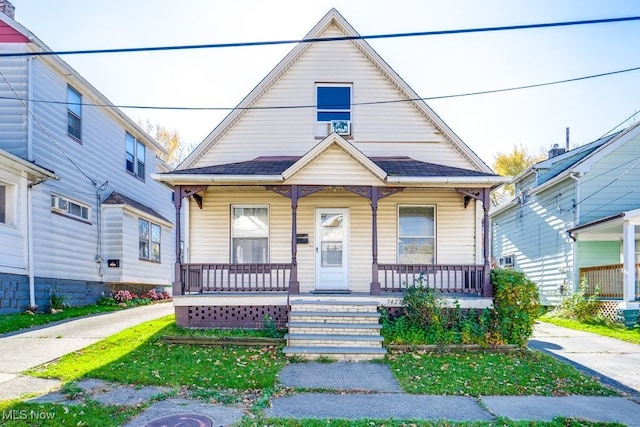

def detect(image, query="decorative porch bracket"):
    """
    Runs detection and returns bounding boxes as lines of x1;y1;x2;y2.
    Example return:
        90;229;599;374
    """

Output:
456;188;492;297
268;185;326;294
345;186;404;295
173;185;208;295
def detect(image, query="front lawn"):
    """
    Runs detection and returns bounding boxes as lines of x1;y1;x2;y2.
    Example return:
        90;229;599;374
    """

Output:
386;350;616;396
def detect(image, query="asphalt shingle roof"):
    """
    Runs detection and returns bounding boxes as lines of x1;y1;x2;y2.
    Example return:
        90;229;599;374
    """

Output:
102;191;171;224
170;156;497;178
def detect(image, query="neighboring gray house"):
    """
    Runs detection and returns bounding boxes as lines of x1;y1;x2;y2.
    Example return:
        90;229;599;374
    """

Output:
491;122;640;321
0;4;174;313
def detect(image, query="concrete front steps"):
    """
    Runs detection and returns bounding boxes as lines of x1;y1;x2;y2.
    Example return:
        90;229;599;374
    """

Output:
283;299;386;361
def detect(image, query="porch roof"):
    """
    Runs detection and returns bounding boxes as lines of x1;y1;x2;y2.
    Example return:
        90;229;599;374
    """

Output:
568;208;640;240
158;155;502;185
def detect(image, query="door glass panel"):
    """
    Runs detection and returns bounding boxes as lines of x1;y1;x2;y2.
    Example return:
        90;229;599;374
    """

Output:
320;213;343;267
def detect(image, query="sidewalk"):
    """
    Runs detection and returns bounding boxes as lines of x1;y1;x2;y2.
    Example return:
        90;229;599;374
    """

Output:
0;302;173;401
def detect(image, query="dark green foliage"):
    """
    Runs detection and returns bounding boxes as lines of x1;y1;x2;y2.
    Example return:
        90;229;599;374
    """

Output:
492;268;542;346
382;269;541;347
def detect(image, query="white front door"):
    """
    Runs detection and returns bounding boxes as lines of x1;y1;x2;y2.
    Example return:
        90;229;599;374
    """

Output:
315;208;349;291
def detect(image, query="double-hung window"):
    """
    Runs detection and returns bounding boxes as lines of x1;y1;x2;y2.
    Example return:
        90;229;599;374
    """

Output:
398;205;435;264
139;219;161;262
316;84;351;135
231;206;269;264
126;132;145;179
0;183;9;224
67;85;82;141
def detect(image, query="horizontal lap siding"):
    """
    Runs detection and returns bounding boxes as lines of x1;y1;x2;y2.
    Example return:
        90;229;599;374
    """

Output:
189;189;480;292
579;133;640;224
288;146;381;186
196;25;471;170
101;207;123;283
0;165;27;274
492;180;576;305
377;191;478;265
0;46;28;158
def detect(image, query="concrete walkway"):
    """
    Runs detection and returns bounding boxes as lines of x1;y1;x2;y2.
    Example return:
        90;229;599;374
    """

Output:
529;321;640;397
0;302;173;401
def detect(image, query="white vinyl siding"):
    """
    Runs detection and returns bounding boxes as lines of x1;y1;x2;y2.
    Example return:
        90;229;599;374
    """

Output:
0;47;29;158
0;163;27;274
194;24;475;171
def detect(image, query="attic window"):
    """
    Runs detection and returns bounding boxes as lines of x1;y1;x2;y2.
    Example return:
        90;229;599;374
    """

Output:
316;84;351;136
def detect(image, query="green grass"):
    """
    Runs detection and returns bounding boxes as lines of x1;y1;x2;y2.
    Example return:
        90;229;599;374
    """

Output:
28;316;286;391
238;417;623;426
0;400;141;426
386;350;617;396
0;305;122;335
539;317;640;345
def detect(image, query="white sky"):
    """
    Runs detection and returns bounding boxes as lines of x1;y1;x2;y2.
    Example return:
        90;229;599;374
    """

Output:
8;0;640;166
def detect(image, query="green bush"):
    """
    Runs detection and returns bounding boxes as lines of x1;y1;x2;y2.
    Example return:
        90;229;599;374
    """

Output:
491;268;542;346
554;277;600;322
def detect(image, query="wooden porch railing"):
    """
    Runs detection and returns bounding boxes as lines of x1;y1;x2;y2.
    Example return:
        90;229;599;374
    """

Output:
180;263;292;294
579;263;640;299
377;264;485;294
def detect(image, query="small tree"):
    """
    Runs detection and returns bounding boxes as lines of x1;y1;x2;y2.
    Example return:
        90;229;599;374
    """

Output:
492;144;545;205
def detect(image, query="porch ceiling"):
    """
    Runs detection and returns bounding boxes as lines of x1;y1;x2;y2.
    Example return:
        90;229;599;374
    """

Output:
570;213;640;241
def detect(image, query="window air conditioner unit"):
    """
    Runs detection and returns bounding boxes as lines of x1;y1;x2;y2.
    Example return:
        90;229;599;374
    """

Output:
499;256;514;268
330;120;351;136
51;195;68;212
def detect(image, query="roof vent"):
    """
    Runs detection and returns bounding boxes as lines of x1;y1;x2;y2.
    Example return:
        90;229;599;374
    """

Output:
0;0;15;19
548;143;565;159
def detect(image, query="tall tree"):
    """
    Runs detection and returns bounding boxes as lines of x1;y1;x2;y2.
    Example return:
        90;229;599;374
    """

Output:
492;143;545;205
139;120;187;167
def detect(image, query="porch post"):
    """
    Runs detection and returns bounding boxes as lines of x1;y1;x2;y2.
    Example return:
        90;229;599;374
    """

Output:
289;185;300;294
371;186;381;295
622;220;636;302
173;185;183;296
481;188;493;297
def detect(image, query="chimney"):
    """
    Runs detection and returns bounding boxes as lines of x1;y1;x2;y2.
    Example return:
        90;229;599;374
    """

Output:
0;0;15;19
548;143;565;159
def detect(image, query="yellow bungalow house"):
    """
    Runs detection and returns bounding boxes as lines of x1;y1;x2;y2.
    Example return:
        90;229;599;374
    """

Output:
155;9;507;360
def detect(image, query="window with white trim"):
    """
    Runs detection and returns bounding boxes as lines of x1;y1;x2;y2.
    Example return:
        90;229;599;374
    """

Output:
0;183;12;225
499;255;515;268
231;206;269;264
51;194;89;221
316;84;352;136
67;85;82;141
398;205;435;264
139;218;161;262
126;132;145;179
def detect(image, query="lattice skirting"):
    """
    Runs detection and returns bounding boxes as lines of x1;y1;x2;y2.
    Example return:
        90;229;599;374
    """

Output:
176;305;289;329
595;300;622;322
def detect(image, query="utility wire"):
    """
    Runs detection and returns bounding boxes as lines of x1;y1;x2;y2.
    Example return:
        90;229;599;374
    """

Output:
0;65;638;112
1;16;639;58
598;110;640;138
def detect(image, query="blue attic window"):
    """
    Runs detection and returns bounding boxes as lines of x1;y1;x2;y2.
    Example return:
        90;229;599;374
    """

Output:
317;85;351;121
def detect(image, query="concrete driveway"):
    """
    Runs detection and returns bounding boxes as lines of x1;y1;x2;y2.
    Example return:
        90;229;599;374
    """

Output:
529;321;640;396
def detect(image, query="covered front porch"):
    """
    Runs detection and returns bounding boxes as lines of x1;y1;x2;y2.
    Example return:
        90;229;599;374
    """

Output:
569;209;640;324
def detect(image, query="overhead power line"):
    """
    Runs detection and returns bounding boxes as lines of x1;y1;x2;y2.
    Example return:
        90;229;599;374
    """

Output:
1;65;638;111
1;16;639;58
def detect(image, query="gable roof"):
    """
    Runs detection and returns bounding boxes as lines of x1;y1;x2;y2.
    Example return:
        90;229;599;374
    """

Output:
178;8;492;173
102;191;172;225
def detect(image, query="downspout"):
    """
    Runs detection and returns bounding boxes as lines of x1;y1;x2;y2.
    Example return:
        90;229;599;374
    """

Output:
568;172;581;293
26;57;35;309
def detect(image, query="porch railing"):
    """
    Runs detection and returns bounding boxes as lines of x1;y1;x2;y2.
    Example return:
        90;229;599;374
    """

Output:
579;263;640;299
180;263;292;294
377;264;485;294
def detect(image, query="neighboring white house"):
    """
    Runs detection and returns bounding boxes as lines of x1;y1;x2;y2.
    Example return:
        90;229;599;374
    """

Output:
0;3;174;313
491;123;640;324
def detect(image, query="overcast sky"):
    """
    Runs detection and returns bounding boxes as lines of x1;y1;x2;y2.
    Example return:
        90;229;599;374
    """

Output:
8;0;640;166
